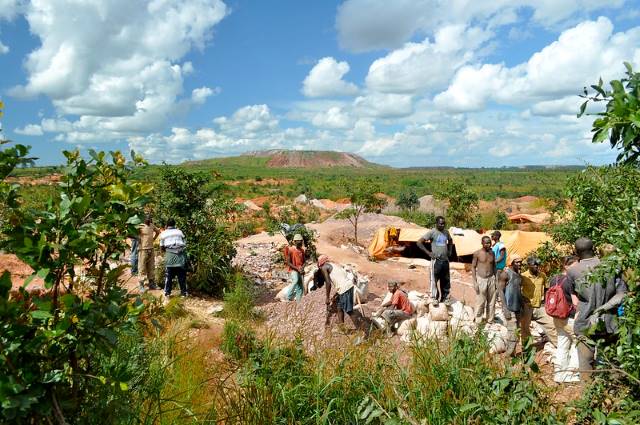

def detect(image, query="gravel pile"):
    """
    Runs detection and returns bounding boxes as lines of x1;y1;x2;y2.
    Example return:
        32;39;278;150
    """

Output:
233;241;289;288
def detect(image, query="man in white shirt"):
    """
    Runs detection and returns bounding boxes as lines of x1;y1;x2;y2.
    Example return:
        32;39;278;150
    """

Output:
159;218;188;298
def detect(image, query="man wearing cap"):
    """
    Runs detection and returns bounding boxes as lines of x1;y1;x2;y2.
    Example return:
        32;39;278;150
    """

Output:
492;230;511;320
520;256;557;345
138;214;160;291
286;234;307;302
497;255;523;356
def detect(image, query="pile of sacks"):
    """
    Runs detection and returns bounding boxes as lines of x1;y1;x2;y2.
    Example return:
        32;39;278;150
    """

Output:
275;263;370;304
373;290;512;354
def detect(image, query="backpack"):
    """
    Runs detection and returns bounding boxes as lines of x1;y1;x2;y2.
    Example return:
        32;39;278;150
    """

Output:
545;276;573;319
504;269;522;313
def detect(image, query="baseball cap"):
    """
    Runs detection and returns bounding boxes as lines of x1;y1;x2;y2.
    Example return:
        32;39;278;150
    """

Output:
293;233;304;241
511;254;522;264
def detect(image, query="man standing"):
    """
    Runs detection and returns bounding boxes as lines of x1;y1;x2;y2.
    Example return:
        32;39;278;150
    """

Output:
138;214;160;291
160;218;188;298
497;255;523;356
374;281;413;334
491;231;507;271
520;256;557;345
472;236;497;324
418;216;453;303
492;231;510;320
285;234;306;302
567;238;627;382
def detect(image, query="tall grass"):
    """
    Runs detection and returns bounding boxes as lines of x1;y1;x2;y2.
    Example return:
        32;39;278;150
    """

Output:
211;330;568;424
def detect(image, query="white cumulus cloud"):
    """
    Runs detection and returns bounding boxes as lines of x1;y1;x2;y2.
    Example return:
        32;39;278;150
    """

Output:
191;86;220;104
14;124;43;136
9;0;227;142
435;17;640;113
302;57;359;98
336;0;626;51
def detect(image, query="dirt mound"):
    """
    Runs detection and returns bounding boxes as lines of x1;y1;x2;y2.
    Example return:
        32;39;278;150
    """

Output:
322;213;419;246
245;150;374;168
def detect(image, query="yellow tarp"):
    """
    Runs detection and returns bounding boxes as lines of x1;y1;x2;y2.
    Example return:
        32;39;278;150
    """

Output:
490;230;551;265
368;226;551;261
368;227;401;259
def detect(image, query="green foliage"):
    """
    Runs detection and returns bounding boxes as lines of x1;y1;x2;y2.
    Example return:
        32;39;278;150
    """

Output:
393;210;436;227
221;319;257;361
155;166;237;296
262;202;319;260
547;165;640;411
222;274;257;322
579;62;640;164
217;333;566;424
530;241;566;277
395;189;419;211
435;180;480;228
336;179;387;245
493;210;509;230
0;144;150;423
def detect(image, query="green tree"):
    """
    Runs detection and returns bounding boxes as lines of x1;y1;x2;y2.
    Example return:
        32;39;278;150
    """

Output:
579;62;640;164
155;166;238;296
335;179;387;245
1;145;151;422
396;189;419;211
435;180;479;228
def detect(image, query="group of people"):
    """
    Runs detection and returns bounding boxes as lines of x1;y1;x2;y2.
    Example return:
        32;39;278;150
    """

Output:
130;215;189;299
283;218;627;384
471;232;627;383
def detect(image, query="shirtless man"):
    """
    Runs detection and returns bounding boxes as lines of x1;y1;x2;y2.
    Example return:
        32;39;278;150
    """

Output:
472;236;497;324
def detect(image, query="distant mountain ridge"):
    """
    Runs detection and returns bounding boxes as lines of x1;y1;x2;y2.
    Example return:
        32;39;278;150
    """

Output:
221;150;381;168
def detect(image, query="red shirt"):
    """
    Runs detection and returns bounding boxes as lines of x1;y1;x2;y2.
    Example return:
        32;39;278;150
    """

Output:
285;246;305;272
391;290;413;314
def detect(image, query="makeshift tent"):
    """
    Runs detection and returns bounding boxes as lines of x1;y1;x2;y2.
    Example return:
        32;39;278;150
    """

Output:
368;227;402;259
491;230;551;265
508;213;550;224
368;226;551;263
368;226;483;259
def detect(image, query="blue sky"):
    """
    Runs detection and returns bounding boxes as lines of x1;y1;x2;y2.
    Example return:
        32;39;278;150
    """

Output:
1;0;639;167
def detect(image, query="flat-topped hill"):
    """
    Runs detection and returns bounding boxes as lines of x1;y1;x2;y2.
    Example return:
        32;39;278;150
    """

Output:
185;150;382;169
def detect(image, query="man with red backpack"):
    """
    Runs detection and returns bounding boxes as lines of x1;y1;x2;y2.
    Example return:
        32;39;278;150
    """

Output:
547;256;580;383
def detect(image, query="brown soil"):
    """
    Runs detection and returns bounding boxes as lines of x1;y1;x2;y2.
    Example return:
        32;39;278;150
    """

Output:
246;150;372;168
5;174;62;186
227;178;295;186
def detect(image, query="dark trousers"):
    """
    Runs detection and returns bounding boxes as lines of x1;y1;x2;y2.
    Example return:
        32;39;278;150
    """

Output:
164;266;187;296
433;259;451;302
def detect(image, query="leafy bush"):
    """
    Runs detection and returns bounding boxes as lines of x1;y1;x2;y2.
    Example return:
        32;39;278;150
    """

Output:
435;180;480;228
154;166;237;296
396;189;419;211
0;145;150;423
